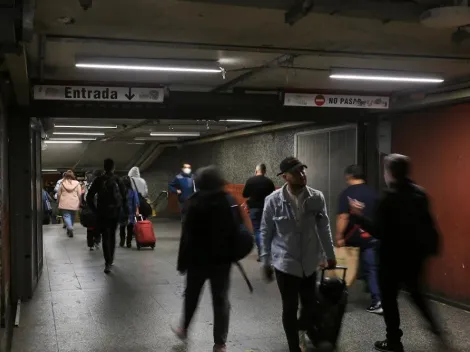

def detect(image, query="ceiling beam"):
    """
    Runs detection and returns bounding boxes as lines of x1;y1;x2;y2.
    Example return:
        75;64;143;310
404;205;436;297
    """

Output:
5;46;30;105
102;119;154;141
44;35;470;62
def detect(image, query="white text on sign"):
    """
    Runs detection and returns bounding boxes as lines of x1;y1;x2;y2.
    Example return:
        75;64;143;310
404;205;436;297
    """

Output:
284;93;389;109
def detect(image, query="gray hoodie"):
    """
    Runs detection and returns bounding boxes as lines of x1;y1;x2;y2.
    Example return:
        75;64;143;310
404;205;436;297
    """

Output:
128;166;149;198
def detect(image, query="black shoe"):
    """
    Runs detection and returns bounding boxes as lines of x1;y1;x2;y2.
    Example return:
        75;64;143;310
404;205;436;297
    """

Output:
127;243;132;248
119;240;125;247
104;264;111;274
67;229;74;238
89;247;94;251
367;302;384;315
375;339;404;352
63;224;66;229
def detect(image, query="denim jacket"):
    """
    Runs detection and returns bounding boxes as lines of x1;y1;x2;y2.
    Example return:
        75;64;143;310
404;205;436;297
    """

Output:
260;184;335;278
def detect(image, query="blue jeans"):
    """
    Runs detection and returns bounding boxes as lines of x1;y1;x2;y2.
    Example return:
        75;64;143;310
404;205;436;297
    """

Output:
249;208;262;256
362;244;381;305
62;210;75;231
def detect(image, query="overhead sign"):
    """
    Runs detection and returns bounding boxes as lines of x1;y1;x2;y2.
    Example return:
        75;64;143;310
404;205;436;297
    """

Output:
284;93;389;109
33;85;165;103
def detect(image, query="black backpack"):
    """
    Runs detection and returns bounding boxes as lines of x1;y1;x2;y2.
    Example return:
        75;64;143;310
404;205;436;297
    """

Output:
98;175;123;219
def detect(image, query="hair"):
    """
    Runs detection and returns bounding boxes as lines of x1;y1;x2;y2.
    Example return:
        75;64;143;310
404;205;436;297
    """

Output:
122;175;132;190
256;163;267;174
344;164;364;180
384;154;411;183
182;163;191;168
194;165;226;191
104;158;115;173
63;170;75;180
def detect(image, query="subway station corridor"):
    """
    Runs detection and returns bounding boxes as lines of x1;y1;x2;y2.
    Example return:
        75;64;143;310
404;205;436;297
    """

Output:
10;220;470;352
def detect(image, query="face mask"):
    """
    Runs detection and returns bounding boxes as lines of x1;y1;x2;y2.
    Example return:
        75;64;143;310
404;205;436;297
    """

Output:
183;168;191;175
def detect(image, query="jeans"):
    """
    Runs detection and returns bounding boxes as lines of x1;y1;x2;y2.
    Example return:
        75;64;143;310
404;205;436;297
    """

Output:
98;219;118;265
183;265;231;346
275;270;318;352
380;258;440;344
62;210;75;231
249;208;262;256
361;245;381;305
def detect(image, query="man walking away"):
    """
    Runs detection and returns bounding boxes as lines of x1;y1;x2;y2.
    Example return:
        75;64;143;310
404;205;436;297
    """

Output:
260;157;336;352
349;154;447;352
336;164;382;314
169;163;196;221
242;163;275;261
87;159;128;274
83;170;102;251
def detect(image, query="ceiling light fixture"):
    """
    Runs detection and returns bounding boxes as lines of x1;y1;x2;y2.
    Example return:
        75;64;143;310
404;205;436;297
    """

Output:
76;63;223;74
42;169;58;172
49;137;97;141
45;140;83;144
53;124;117;129
53;132;105;136
135;137;178;141
150;132;200;137
220;119;263;123
330;74;444;83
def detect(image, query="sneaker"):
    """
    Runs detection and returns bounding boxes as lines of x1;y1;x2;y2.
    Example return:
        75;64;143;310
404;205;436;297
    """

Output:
374;339;404;352
89;247;94;251
104;264;111;274
213;344;227;352
67;229;74;238
119;241;125;248
171;326;187;342
367;302;384;314
127;243;132;248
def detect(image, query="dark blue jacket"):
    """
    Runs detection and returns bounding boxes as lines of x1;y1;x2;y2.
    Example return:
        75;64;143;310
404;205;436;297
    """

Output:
169;172;195;204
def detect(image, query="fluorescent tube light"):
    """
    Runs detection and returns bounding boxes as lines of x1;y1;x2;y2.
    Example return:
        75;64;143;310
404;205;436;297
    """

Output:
135;137;178;141
42;169;58;172
127;142;145;145
45;140;83;144
150;132;200;137
53;132;105;136
329;74;444;83
49;137;97;141
76;63;222;74
220;119;263;123
53;124;117;129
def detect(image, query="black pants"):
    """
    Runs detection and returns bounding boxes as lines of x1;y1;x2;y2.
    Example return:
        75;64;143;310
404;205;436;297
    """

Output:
183;265;231;346
98;219;118;265
119;223;134;245
275;270;317;352
86;227;101;248
380;258;440;343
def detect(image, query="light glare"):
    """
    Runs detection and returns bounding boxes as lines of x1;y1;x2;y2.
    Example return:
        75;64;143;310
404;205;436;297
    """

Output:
329;74;444;83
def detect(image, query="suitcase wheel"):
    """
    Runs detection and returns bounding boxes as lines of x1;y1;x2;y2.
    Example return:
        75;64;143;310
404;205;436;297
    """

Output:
151;245;155;250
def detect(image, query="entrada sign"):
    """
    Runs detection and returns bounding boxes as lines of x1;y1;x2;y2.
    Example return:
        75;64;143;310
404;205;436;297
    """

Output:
33;85;165;103
284;93;389;109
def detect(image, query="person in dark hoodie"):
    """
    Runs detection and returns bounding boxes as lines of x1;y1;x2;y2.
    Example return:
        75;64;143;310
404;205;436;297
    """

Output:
172;166;238;352
348;154;447;352
169;163;196;221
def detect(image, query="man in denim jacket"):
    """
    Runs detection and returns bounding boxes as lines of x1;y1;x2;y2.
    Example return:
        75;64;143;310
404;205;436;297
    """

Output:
260;157;336;352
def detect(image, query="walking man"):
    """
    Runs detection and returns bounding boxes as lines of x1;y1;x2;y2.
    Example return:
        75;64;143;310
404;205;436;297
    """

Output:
242;163;275;261
86;158;128;274
260;157;336;352
169;163;196;221
349;154;446;352
336;164;382;314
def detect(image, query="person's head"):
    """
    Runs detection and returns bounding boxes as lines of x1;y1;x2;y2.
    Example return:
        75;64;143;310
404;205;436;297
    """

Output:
278;157;307;191
122;176;132;190
182;163;192;175
104;158;115;174
63;170;75;180
344;164;365;185
85;171;93;182
255;163;267;176
194;165;226;192
62;171;67;179
383;153;411;187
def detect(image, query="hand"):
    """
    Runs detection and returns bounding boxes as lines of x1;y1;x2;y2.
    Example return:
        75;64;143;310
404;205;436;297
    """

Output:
177;190;182;195
348;197;365;216
262;265;274;283
336;238;345;248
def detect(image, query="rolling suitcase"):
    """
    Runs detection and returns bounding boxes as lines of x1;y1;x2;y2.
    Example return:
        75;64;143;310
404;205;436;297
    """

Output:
134;216;156;250
308;266;348;350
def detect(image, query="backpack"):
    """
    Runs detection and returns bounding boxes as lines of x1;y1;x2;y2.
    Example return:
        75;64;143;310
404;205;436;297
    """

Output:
98;175;123;219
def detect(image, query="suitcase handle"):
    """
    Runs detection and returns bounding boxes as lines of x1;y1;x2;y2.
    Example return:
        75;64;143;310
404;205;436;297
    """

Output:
321;265;347;283
135;215;144;222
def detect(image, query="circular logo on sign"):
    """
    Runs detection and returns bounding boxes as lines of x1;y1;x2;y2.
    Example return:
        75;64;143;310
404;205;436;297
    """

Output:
314;95;325;106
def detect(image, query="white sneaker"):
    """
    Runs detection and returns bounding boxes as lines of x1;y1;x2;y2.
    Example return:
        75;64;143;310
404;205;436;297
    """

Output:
367;302;384;314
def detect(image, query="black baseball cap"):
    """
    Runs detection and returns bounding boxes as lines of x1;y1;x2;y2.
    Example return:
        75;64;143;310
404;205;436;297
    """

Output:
277;157;307;176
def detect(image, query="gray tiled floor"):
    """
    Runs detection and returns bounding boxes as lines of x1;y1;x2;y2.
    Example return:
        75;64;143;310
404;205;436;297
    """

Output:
11;220;470;352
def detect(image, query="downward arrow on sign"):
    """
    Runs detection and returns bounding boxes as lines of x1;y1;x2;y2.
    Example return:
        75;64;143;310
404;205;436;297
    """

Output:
125;88;135;101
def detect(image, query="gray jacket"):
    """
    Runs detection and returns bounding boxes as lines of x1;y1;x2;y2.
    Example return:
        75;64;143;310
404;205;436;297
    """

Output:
260;184;335;278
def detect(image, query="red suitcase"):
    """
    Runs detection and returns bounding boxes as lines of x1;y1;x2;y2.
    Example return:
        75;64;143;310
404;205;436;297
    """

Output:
134;216;156;250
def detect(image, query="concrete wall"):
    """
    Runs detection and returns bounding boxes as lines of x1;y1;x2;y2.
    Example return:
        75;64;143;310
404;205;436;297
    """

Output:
142;124;322;201
392;104;470;305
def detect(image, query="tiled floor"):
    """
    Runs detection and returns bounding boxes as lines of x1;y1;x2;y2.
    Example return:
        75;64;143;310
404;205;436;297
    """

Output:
11;219;470;352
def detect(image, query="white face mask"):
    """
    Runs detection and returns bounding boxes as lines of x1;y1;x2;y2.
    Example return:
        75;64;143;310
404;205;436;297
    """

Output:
183;168;191;175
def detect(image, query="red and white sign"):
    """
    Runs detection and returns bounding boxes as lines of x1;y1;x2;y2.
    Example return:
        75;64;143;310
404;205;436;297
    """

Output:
284;93;389;109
